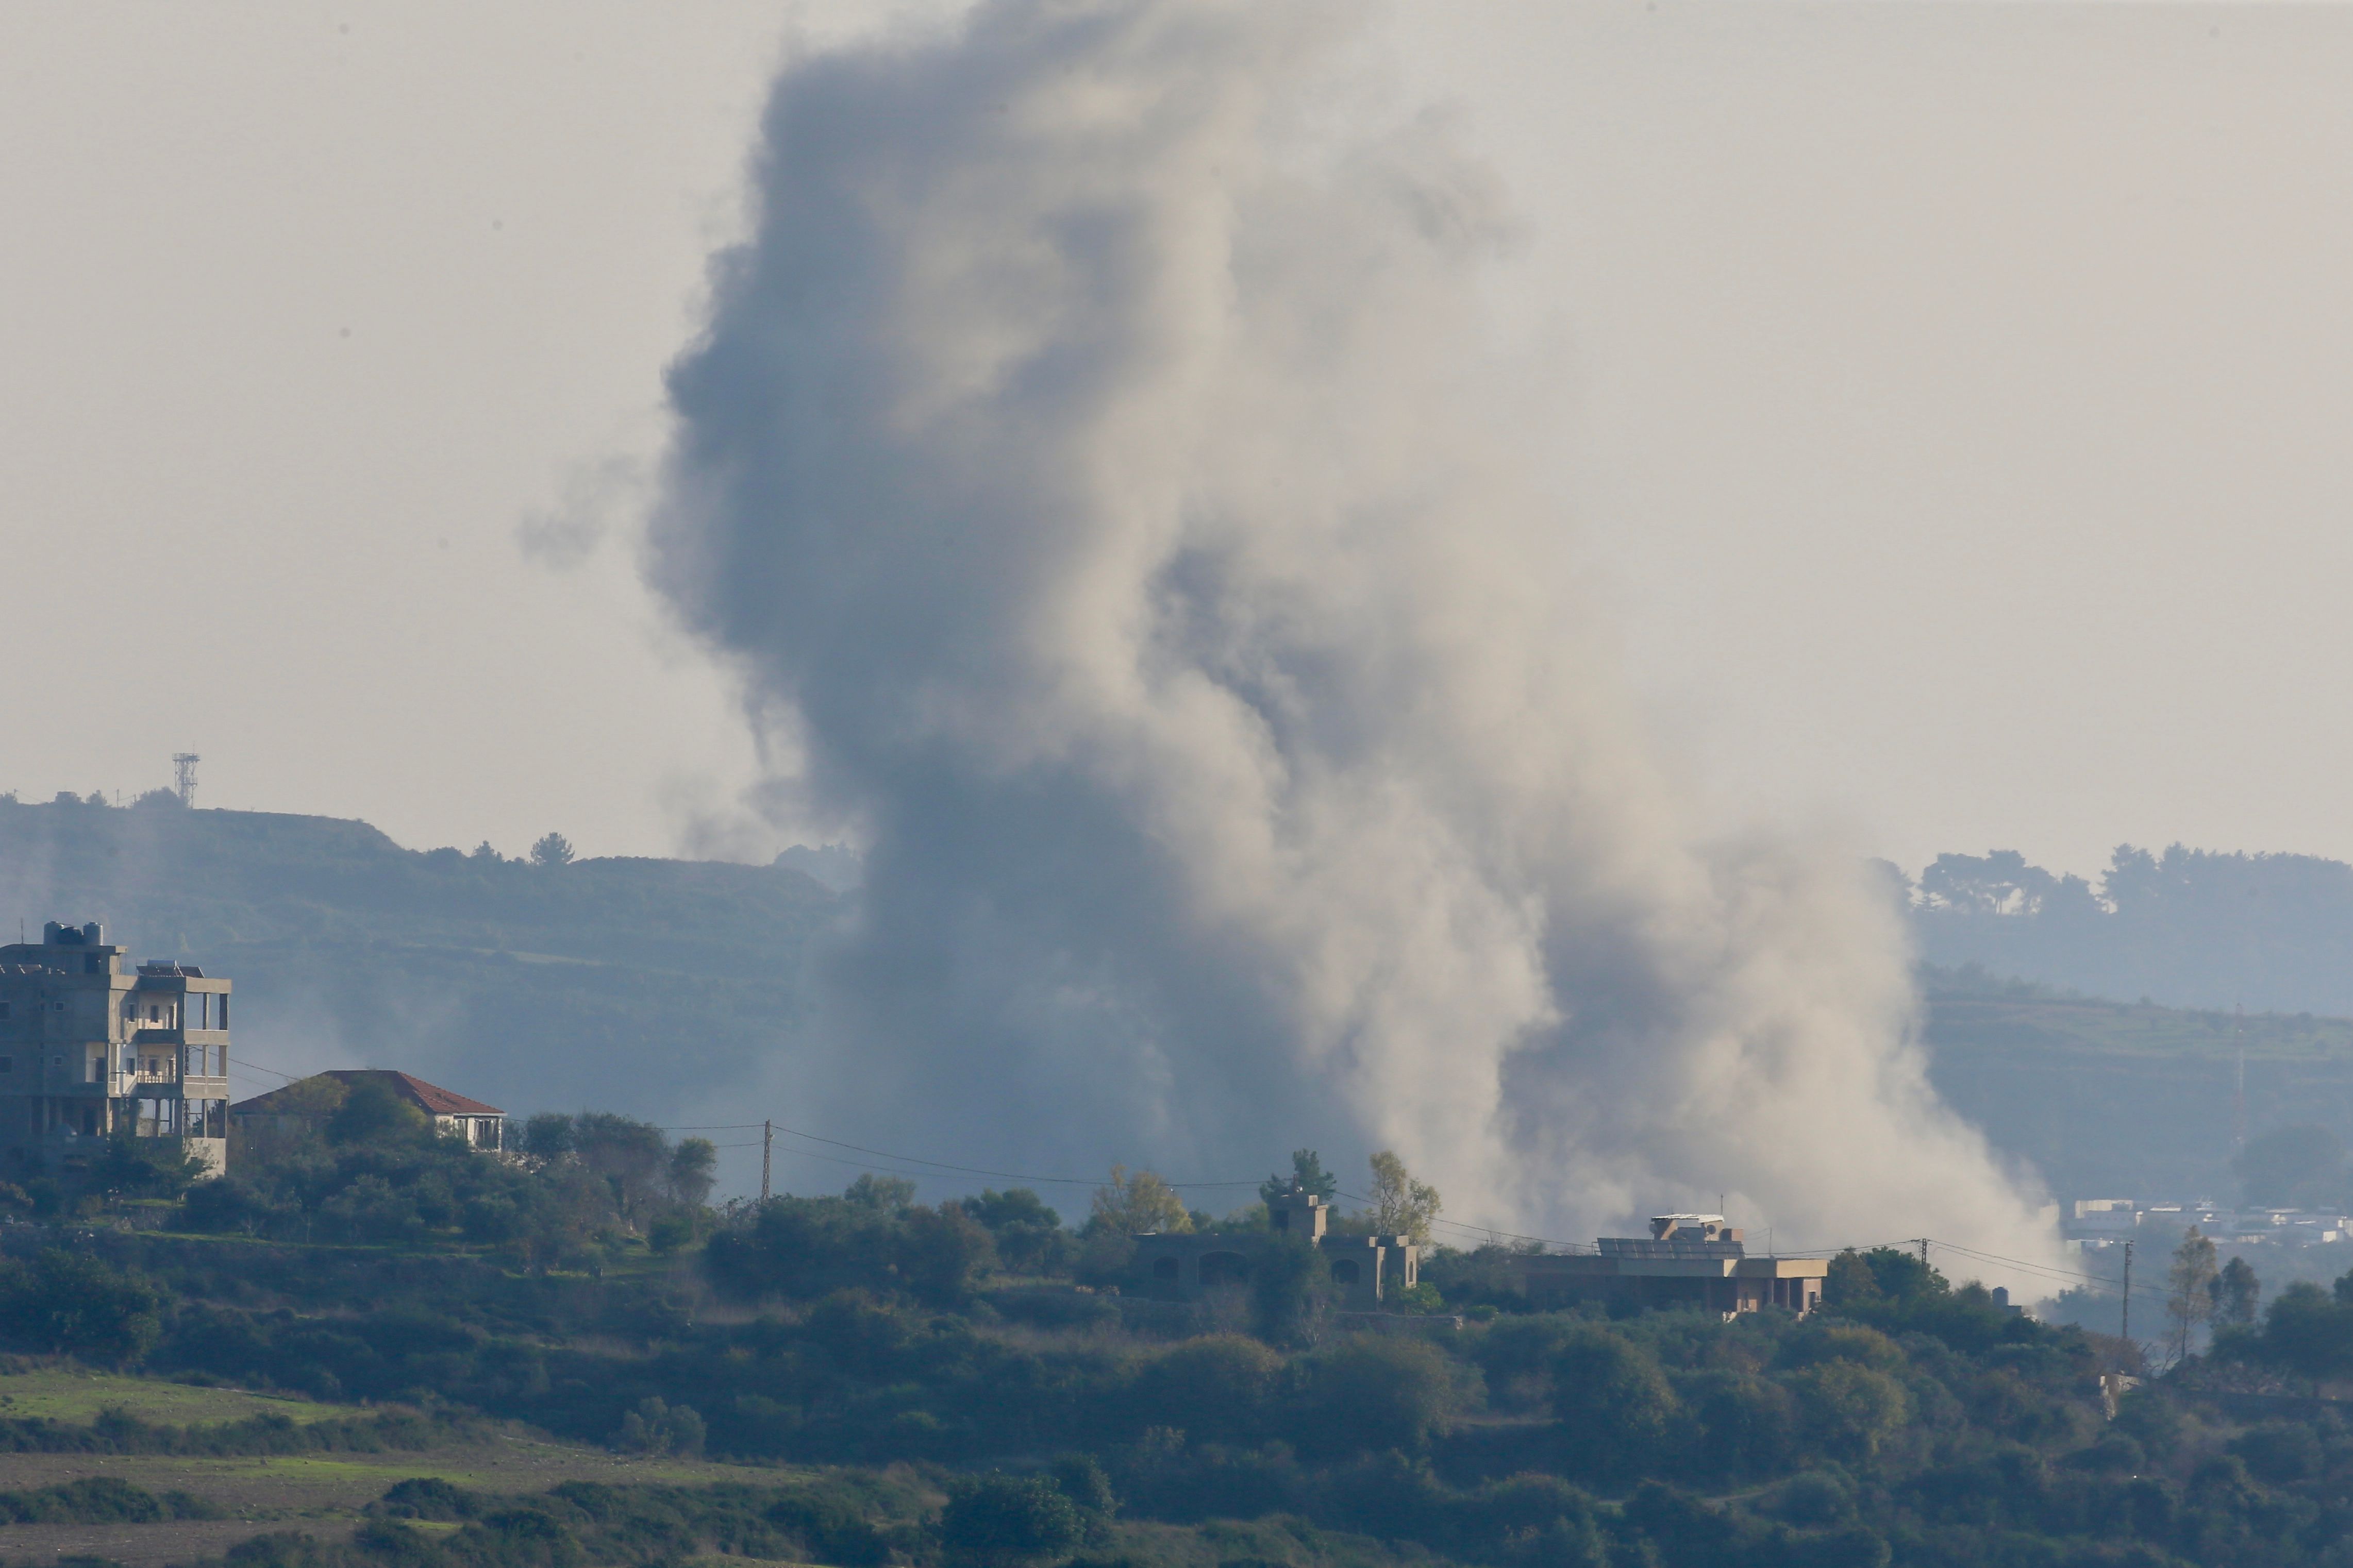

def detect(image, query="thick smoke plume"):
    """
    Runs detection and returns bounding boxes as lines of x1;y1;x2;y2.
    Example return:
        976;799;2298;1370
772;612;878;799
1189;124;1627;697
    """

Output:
653;0;2052;1256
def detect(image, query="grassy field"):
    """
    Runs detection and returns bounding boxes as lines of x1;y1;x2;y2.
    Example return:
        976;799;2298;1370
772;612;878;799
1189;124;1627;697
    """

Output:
1923;983;2353;1198
1925;986;2353;1063
0;1376;816;1568
0;1366;369;1427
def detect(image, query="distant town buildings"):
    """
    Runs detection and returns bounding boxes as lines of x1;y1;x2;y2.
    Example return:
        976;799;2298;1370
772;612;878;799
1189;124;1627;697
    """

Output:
231;1069;506;1151
1510;1213;1829;1316
0;920;231;1178
2062;1197;2349;1250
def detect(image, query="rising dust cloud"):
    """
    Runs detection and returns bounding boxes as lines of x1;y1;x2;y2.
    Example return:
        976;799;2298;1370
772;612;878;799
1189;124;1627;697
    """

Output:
650;0;2054;1263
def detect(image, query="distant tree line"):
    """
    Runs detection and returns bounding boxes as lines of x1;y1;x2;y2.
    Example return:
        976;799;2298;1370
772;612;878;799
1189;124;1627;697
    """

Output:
1910;844;2353;1013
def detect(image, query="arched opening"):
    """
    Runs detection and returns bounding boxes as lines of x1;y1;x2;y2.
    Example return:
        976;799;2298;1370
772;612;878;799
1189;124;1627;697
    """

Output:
1329;1258;1361;1286
1199;1251;1253;1288
1151;1256;1181;1284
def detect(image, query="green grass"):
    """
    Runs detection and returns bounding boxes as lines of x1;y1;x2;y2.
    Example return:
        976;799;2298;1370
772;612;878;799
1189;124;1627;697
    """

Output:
1925;988;2353;1062
219;1450;754;1487
0;1368;367;1427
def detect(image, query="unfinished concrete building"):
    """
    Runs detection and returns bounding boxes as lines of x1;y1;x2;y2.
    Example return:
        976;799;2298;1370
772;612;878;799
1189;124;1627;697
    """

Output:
0;921;230;1178
1130;1180;1422;1312
1512;1213;1828;1316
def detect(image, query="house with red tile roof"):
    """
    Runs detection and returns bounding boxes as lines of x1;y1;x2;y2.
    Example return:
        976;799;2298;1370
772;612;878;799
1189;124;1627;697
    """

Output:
230;1069;505;1151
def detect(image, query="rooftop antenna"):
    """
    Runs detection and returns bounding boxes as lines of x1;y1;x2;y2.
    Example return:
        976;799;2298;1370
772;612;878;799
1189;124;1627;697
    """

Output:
172;754;200;808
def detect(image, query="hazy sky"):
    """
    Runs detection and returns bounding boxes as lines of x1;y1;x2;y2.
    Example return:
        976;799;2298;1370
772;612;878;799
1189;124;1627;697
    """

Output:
4;2;2349;882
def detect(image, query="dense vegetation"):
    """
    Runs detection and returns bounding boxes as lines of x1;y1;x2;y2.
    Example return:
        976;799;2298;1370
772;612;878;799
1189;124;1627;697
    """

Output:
8;1117;2353;1567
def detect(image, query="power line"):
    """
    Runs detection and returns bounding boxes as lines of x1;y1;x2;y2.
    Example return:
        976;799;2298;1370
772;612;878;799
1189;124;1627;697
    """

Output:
191;1084;2147;1291
757;1121;1261;1191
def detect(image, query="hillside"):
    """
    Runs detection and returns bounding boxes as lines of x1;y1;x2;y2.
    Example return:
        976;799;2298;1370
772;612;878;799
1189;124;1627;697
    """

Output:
1921;968;2353;1201
7;796;2348;1205
0;797;840;1158
1910;844;2353;1016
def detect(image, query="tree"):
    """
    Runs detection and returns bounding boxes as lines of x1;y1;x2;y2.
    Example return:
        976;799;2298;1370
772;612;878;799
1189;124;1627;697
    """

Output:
899;1202;994;1303
666;1138;717;1208
1091;1165;1190;1234
1048;1455;1116;1544
611;1396;705;1456
1824;1250;1882;1305
1260;1149;1338;1205
1297;1335;1459;1454
1549;1326;1679;1476
1840;1245;1944;1303
328;1078;431;1146
2212;1256;2260;1328
940;1475;1081;1568
1365;1149;1442;1241
523;1112;576;1160
964;1188;1061;1230
0;1252;162;1363
2255;1282;2353;1381
91;1134;208;1199
573;1113;668;1217
2167;1226;2220;1363
528;831;576;868
964;1188;1069;1275
845;1173;917;1211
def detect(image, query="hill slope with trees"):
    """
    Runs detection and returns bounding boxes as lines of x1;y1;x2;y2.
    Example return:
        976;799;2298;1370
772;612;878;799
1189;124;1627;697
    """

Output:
0;794;839;1134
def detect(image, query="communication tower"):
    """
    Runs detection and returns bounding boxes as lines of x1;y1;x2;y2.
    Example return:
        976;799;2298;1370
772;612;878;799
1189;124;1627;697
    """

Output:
2232;1004;2247;1158
173;753;201;808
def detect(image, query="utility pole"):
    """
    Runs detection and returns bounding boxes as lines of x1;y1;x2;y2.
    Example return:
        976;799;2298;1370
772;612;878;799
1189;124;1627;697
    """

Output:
1917;1237;1929;1270
761;1119;773;1202
2121;1239;2134;1345
2232;1005;2248;1157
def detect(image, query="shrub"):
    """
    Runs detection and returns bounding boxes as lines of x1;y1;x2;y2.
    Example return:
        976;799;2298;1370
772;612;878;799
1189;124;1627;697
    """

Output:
941;1475;1082;1568
611;1397;705;1457
0;1251;162;1363
1295;1335;1458;1455
1126;1335;1283;1444
1790;1362;1910;1462
1548;1325;1677;1476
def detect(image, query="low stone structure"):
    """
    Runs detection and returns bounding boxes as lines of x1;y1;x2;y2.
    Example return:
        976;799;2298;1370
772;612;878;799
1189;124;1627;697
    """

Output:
1512;1213;1828;1316
1130;1181;1421;1311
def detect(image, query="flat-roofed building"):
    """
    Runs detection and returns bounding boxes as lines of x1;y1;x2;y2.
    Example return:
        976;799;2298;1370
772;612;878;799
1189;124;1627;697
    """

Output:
0;920;231;1178
1513;1213;1828;1316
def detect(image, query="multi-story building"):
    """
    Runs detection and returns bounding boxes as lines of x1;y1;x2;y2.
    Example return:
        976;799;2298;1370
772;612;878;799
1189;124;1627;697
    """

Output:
0;920;230;1178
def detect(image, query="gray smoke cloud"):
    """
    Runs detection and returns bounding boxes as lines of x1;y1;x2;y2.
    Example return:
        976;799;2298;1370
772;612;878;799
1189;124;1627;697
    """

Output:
651;0;2054;1259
